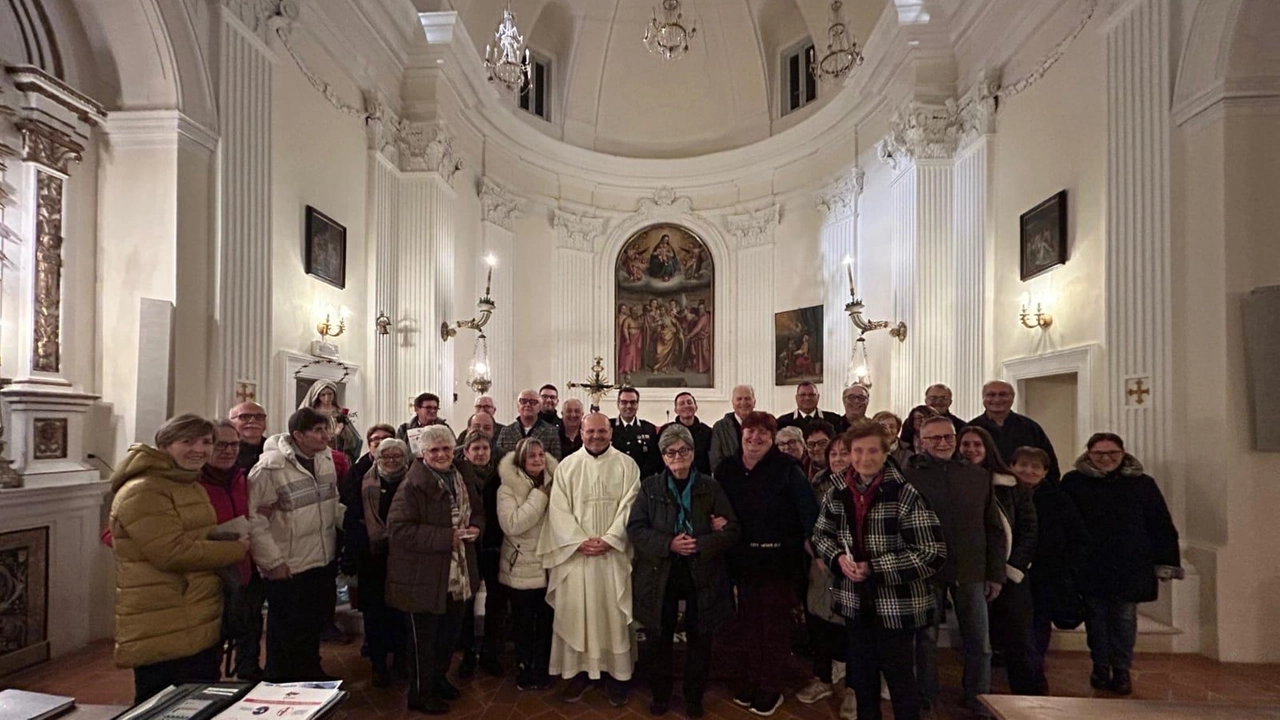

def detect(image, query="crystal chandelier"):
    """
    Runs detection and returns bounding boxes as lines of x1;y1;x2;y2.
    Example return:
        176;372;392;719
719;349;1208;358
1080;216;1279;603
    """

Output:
484;3;531;93
812;0;864;83
467;333;493;395
644;0;697;60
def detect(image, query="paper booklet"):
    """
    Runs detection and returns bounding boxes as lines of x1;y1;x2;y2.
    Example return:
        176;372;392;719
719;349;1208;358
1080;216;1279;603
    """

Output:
211;682;344;720
0;689;75;720
406;426;428;456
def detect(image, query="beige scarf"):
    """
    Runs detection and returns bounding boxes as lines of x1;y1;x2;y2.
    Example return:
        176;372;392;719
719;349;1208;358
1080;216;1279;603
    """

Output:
431;467;473;602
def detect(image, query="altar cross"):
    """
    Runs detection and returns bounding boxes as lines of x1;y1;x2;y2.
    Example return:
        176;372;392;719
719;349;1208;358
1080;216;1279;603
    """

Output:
567;356;620;412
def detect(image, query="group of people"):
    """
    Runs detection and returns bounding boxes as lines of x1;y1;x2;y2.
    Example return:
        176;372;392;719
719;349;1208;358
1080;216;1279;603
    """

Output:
107;377;1182;720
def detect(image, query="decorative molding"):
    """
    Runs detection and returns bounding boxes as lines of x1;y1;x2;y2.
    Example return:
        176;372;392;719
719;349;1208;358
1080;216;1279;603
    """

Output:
103;110;219;154
31;418;67;460
956;70;1001;147
32;171;64;373
396;122;463;182
877;102;958;168
815;169;864;223
478;177;526;231
725;205;780;248
553;209;607;252
636;186;694;216
17;119;82;174
999;0;1099;99
221;0;299;43
5;65;106;127
1002;344;1101;449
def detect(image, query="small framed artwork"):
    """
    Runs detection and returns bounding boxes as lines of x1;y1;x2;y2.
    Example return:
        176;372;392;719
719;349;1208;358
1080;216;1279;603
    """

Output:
775;305;824;386
305;206;347;289
1020;190;1068;281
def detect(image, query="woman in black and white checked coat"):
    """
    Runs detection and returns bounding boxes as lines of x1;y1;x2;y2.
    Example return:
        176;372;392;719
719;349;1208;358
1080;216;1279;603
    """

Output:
811;422;947;720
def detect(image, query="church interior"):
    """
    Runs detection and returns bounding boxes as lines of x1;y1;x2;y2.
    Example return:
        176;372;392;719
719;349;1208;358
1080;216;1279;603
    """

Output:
2;0;1280;715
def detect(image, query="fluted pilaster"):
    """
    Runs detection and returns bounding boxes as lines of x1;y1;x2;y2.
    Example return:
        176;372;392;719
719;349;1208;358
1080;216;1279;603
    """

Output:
477;178;523;408
951;137;991;420
369;155;399;421
397;175;454;415
553;209;606;406
725;208;778;401
216;9;274;411
816;170;862;391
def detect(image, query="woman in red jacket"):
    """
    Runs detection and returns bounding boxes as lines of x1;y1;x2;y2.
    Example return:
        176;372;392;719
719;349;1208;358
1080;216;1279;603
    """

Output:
200;419;258;679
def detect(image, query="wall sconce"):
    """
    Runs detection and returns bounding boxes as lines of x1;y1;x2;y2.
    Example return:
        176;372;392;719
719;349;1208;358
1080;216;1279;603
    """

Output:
316;304;350;339
1019;293;1053;329
442;253;497;341
844;258;907;341
375;311;392;336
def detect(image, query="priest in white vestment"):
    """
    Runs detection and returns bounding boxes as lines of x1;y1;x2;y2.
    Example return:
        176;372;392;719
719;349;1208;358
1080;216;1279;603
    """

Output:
538;412;641;706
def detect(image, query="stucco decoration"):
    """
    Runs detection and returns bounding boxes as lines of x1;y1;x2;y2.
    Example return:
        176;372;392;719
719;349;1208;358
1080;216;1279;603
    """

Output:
725;205;780;249
478;177;526;231
553;209;607;252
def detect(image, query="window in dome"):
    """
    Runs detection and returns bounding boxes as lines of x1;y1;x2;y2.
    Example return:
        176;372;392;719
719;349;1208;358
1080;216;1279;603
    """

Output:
782;39;817;115
519;52;551;121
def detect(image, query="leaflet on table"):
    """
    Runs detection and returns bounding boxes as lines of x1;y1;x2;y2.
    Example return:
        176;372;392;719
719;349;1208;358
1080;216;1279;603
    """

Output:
210;682;343;720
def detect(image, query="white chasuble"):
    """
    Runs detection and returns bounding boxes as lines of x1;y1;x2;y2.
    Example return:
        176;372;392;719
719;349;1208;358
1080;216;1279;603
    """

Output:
537;445;641;679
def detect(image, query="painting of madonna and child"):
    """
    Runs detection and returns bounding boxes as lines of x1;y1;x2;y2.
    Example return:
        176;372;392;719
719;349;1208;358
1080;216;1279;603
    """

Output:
615;224;714;388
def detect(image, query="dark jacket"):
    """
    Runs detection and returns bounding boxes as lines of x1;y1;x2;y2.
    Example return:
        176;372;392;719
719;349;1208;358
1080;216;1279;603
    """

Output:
495;418;563;461
457;457;502;551
968;412;1060;484
1027;479;1089;616
341;466;407;607
905;453;1006;585
627;470;740;634
1061;453;1180;603
395;417;452;444
236;439;266;472
538;410;562;428
611;417;662;478
777;410;844;434
385;460;483;614
716;448;819;584
659;418;714;475
992;473;1037;584
899;413;965;449
708;412;743;471
811;463;947;630
559;427;583;457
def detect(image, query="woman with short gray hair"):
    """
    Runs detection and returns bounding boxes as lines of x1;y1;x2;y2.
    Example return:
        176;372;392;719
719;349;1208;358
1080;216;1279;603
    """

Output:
627;424;740;717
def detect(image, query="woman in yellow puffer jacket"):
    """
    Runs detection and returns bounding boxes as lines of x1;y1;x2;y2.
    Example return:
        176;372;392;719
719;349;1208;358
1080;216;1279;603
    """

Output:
110;414;249;703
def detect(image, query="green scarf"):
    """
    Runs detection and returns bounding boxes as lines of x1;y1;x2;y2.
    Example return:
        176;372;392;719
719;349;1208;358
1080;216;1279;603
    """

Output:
666;470;696;535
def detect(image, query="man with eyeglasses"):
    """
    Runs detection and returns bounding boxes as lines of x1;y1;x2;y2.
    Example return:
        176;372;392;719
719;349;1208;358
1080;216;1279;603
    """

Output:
834;384;871;434
900;384;967;448
538;384;562;428
778;381;842;435
396;392;451;444
658;391;713;474
611;387;662;478
496;389;563;461
905;416;1007;715
967;380;1060;484
230;401;270;471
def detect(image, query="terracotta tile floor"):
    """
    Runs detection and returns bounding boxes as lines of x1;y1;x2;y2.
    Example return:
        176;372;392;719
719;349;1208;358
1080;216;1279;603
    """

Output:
6;637;1280;719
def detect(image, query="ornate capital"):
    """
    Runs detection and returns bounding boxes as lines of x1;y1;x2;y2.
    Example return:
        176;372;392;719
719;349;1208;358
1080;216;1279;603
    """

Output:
478;177;526;231
553;209;607;252
726;205;780;249
222;0;299;42
17;118;83;174
815;169;864;224
956;70;1001;148
878;102;960;168
637;186;694;216
397;122;463;183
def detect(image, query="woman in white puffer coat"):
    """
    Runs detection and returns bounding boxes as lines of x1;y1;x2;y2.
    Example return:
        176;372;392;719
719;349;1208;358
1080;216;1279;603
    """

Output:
496;437;559;690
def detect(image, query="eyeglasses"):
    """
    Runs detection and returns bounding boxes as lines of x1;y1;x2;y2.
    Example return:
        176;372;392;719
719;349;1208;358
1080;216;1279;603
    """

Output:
231;413;267;422
539;394;557;401
777;439;801;447
922;434;957;443
517;398;540;406
418;404;439;411
475;404;496;411
662;447;692;459
806;439;831;449
214;441;238;452
1088;450;1123;459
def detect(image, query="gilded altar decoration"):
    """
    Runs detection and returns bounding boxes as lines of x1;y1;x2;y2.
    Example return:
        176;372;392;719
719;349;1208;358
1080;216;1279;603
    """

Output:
0;527;50;675
32;172;64;373
32;418;67;460
16;118;83;174
614;224;713;388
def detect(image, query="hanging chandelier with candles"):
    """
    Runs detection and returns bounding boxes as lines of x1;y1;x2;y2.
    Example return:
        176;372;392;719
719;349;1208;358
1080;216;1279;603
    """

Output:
484;3;531;93
644;0;697;60
812;0;864;83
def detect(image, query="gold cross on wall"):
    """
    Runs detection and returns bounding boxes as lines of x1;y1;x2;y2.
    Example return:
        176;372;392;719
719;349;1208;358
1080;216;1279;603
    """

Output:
1126;378;1151;405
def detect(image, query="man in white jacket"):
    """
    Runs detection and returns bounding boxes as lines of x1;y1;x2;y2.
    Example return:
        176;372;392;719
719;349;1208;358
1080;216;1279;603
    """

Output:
248;407;342;682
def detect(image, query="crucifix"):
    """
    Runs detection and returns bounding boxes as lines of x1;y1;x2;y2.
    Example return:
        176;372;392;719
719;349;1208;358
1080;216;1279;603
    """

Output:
1126;378;1151;406
567;356;620;412
234;380;258;405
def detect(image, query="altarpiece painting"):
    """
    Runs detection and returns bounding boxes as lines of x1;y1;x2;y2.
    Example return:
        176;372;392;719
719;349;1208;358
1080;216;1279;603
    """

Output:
615;224;714;388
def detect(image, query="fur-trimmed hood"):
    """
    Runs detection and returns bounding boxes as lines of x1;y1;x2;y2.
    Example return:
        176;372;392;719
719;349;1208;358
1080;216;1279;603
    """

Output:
1073;452;1145;478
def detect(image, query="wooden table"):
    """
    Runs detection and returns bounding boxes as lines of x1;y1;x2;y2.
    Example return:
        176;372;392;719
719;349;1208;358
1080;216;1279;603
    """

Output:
981;695;1280;719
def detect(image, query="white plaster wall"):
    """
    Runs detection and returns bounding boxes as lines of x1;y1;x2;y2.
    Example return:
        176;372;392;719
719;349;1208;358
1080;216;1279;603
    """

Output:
270;40;369;428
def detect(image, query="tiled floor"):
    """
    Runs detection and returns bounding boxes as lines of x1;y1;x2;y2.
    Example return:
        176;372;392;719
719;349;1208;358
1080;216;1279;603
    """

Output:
6;636;1280;719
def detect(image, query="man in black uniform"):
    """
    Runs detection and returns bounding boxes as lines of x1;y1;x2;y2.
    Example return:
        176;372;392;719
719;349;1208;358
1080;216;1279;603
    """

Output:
777;381;842;434
658;391;713;475
610;386;662;477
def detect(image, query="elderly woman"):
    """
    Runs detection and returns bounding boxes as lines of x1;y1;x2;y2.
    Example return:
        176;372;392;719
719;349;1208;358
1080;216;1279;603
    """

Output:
715;411;818;717
628;425;739;718
812;424;947;720
498;437;560;691
873;411;911;468
958;426;1041;695
342;438;411;687
344;423;398;505
110;414;250;703
1062;433;1181;697
455;432;504;679
797;433;852;706
775;426;805;462
386;425;483;715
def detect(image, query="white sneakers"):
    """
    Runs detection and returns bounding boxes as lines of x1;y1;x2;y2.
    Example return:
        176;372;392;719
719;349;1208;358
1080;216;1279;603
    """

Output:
795;678;834;705
833;660;846;687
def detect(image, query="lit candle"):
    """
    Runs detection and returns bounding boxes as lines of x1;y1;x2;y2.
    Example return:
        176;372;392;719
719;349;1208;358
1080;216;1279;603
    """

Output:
846;263;855;295
484;254;496;297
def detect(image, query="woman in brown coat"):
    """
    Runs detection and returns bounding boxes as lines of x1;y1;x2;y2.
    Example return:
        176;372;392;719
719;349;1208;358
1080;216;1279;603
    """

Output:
110;414;249;703
386;425;483;715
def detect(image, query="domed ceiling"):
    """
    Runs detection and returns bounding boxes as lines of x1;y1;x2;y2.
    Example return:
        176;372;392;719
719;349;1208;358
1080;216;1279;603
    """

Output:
451;0;886;158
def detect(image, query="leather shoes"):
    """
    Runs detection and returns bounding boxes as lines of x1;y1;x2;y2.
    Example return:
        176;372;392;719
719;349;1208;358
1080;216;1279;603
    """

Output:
433;676;461;701
649;698;669;716
1090;664;1111;690
408;696;449;715
1109;669;1133;696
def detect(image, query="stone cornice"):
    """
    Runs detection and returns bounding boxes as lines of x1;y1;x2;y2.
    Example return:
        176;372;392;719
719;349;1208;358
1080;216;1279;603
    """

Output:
221;0;299;44
553;209;607;252
877;70;1001;169
478;177;526;231
636;186;694;217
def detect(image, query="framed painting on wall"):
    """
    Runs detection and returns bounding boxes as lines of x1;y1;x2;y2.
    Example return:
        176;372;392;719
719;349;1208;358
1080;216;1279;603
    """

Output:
305;205;347;289
1020;190;1068;281
614;223;715;388
775;305;824;385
